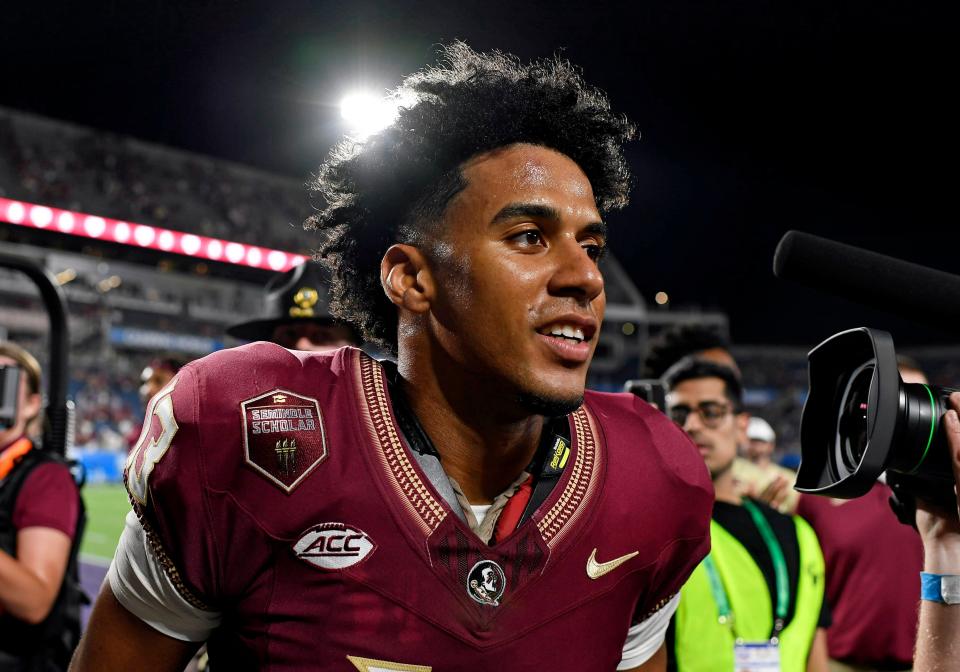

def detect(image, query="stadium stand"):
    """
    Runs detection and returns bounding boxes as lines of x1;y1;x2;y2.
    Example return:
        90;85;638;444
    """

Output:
0;106;311;253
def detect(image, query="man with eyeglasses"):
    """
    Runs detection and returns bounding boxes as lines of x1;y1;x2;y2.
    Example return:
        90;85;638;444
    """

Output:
662;357;830;672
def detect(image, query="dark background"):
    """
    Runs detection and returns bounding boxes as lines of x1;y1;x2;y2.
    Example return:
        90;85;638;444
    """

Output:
3;0;957;346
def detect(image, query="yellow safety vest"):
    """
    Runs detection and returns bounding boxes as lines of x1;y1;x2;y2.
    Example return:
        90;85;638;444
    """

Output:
673;515;824;672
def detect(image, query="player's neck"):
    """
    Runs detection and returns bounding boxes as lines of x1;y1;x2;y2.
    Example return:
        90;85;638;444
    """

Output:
397;357;544;505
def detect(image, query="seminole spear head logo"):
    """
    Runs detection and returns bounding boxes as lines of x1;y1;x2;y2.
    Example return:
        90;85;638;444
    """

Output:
275;438;298;475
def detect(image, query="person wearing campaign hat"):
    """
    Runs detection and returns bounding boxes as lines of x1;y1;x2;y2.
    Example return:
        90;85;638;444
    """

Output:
227;261;360;352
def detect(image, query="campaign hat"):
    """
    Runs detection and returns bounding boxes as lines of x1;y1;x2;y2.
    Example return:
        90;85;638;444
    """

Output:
227;261;340;341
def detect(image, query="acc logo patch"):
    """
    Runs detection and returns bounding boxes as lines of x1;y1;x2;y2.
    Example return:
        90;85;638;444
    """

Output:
294;523;376;570
467;559;506;607
241;388;327;492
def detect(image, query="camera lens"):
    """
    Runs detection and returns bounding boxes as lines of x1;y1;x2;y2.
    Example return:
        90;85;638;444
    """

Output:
835;361;874;477
799;327;960;503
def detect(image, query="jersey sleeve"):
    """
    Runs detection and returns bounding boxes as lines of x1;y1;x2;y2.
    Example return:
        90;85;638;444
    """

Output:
108;510;222;641
618;592;679;669
629;395;713;623
13;462;79;538
123;364;220;610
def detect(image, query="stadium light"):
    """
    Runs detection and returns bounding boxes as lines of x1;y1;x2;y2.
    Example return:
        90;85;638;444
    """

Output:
340;91;399;139
0;197;305;273
55;268;77;286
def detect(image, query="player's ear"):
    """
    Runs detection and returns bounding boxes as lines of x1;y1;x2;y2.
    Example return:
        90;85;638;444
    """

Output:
380;244;434;314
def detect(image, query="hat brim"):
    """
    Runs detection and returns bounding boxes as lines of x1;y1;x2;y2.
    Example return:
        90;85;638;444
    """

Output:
226;315;338;342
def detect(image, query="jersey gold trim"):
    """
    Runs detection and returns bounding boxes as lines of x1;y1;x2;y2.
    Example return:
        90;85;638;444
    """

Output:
346;655;432;671
537;404;602;547
356;352;446;536
129;506;210;611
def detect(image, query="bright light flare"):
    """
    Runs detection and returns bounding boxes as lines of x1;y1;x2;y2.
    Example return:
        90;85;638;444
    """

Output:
340;91;399;139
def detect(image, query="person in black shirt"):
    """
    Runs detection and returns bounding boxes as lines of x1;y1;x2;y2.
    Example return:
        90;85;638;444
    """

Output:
663;357;830;672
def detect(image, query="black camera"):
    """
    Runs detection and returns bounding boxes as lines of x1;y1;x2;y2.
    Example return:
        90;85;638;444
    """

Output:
0;365;21;432
624;378;667;412
795;327;958;510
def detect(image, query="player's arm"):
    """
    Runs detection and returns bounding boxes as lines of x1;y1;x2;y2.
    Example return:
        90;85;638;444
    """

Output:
74;367;223;668
70;582;199;672
913;393;960;672
0;526;71;623
806;628;829;672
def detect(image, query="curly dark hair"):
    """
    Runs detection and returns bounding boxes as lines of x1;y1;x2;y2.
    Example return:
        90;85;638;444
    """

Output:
306;41;636;354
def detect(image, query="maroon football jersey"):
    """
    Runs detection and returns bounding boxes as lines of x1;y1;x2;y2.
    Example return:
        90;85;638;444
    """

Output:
126;343;712;670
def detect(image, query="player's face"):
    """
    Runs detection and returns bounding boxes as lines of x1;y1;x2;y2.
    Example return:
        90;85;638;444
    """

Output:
429;144;606;415
270;322;356;352
746;438;775;462
140;367;175;403
667;377;746;478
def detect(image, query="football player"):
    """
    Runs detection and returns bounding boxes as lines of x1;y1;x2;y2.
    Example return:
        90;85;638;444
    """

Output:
72;43;713;671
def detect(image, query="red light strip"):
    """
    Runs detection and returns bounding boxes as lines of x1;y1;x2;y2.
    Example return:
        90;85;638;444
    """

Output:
0;197;308;272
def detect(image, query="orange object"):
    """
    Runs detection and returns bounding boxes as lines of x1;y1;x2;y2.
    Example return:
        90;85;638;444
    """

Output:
0;437;33;480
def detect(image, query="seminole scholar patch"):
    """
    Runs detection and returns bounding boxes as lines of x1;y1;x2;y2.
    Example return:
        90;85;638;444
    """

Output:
241;389;327;493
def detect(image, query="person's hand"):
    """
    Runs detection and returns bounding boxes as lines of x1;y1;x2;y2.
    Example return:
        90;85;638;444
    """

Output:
747;475;791;512
915;392;960;571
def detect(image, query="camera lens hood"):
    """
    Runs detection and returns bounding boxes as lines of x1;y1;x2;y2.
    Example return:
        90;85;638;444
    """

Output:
796;327;899;498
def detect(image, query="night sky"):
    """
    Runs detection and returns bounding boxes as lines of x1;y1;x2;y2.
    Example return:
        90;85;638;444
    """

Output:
3;1;957;346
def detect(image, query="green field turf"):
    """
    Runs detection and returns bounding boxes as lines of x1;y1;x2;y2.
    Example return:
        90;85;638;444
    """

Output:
80;483;130;563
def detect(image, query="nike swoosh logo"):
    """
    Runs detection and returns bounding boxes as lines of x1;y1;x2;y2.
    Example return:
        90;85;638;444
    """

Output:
586;548;639;579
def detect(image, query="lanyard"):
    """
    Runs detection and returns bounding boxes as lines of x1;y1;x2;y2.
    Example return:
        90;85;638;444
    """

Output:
703;499;790;640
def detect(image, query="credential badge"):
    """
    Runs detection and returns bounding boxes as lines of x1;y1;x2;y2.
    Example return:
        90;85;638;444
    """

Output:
467;559;506;607
241;388;327;492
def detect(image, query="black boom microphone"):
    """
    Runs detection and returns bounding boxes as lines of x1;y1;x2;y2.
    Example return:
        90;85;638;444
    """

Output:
773;230;960;331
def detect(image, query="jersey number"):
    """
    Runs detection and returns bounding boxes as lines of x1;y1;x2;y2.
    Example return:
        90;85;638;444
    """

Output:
127;380;179;506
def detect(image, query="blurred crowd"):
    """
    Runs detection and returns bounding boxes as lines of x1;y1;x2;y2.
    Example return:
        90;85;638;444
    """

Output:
0;107;310;252
70;367;141;452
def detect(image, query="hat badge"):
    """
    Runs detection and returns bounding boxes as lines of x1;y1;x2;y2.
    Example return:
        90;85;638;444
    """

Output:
290;287;319;318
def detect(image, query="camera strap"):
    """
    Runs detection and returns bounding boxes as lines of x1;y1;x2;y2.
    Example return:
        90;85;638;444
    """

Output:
703;499;790;641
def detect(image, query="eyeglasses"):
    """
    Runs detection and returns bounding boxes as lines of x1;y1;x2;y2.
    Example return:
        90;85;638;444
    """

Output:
668;401;733;428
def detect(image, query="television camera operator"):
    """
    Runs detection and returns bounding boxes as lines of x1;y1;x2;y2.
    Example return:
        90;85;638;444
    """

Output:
915;392;960;672
0;342;83;671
